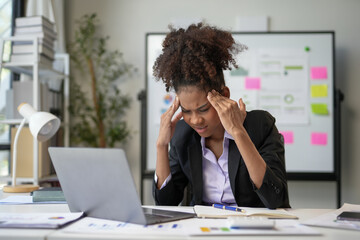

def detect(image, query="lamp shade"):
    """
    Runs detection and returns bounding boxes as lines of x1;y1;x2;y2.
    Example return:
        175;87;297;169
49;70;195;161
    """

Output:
18;103;60;142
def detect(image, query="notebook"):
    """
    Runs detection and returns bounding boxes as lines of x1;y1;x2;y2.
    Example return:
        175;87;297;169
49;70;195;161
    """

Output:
194;205;298;219
48;147;195;225
31;187;66;202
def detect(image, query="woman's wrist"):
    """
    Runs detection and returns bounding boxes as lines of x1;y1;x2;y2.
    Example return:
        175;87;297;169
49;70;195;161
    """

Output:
231;125;248;141
156;141;169;149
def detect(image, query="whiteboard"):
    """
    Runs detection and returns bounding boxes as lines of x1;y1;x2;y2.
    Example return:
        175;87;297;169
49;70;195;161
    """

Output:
145;32;336;177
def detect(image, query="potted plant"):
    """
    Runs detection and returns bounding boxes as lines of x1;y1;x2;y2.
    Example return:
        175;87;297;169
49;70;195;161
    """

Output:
68;13;135;148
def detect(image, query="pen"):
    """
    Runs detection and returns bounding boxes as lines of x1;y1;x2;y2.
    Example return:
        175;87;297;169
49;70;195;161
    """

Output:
212;204;246;213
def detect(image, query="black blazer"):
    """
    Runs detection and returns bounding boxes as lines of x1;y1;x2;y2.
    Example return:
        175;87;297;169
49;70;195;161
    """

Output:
153;110;290;209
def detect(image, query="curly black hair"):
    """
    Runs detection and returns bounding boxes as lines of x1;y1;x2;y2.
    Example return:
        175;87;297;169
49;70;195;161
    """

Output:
153;23;247;92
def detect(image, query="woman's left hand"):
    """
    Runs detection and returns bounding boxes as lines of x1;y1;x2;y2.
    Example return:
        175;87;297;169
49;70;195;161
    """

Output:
208;90;267;189
207;89;247;136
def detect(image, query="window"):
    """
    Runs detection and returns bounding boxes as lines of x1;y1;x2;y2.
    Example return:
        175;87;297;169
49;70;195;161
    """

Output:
0;0;13;179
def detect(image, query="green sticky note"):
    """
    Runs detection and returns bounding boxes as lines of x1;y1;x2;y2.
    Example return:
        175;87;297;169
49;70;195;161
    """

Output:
220;227;230;232
311;84;328;98
311;103;329;115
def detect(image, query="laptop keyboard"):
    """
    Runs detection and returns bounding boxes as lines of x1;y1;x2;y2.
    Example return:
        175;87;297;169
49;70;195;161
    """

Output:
144;213;172;220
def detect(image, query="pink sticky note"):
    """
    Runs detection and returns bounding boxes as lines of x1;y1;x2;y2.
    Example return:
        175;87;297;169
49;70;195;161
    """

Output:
311;67;328;80
279;131;294;144
311;132;327;145
245;77;261;90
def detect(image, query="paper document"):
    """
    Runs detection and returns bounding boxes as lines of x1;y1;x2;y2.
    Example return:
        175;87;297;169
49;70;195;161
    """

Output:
63;217;187;236
0;196;33;204
186;218;319;236
303;203;360;231
194;205;298;219
0;212;84;229
63;216;319;236
0;196;66;204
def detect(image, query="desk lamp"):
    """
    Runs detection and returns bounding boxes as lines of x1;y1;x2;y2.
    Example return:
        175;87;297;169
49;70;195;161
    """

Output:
3;103;60;193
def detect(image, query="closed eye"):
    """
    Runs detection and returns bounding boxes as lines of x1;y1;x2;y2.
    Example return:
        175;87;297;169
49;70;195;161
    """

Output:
199;108;209;113
181;108;190;113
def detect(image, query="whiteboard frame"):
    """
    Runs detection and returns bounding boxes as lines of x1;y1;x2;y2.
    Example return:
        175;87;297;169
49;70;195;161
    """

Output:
140;32;340;199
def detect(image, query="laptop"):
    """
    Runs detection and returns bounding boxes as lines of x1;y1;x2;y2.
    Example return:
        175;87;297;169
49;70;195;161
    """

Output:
48;147;195;225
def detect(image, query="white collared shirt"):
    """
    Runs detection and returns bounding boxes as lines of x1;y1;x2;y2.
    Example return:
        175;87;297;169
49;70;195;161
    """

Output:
155;131;237;205
201;131;236;205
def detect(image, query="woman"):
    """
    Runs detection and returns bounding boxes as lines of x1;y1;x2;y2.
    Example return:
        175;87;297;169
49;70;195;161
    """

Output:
152;23;290;209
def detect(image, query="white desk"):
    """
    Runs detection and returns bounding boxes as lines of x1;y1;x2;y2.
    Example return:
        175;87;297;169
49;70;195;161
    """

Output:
47;208;360;240
1;190;359;240
0;190;69;240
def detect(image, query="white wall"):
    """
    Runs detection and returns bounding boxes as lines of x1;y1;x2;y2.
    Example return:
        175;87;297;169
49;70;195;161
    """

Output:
64;0;360;208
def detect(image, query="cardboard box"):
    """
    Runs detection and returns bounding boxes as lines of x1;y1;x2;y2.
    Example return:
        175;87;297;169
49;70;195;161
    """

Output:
10;126;51;178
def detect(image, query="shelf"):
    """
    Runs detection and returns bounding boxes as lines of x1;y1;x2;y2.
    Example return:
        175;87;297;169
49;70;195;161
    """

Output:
0;36;70;186
0;174;58;185
2;62;66;79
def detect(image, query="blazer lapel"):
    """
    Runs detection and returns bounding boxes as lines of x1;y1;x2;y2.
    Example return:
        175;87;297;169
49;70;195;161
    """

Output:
228;140;241;197
188;134;203;204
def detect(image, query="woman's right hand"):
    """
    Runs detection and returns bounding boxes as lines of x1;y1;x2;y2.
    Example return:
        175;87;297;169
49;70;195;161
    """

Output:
156;96;183;147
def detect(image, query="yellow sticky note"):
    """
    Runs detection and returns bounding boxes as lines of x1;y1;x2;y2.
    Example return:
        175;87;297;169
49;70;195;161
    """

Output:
200;227;211;232
311;103;329;115
311;84;328;98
